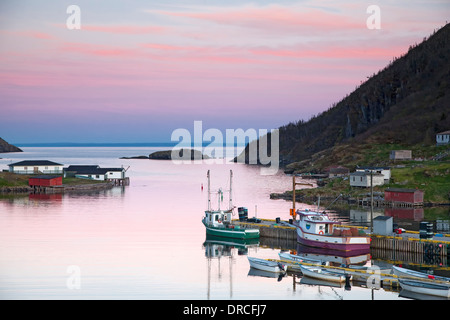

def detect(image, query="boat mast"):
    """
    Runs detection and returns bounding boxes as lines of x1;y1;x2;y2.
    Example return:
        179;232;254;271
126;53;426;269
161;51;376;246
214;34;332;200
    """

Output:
229;170;233;210
207;170;211;211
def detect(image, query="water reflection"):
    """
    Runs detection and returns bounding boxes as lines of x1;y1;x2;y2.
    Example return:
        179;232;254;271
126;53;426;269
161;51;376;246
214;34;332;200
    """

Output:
203;235;259;299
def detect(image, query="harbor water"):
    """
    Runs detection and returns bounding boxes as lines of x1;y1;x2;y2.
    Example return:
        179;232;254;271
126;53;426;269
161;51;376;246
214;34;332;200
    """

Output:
0;147;447;300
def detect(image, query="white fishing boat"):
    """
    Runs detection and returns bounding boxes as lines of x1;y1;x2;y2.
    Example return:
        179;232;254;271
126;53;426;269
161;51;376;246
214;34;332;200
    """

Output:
300;264;351;283
278;252;325;265
292;209;370;253
393;265;450;282
399;279;450;298
202;170;260;240
247;257;287;273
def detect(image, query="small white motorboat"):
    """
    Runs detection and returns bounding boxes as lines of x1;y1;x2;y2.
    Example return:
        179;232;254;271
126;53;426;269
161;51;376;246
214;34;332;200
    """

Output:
393;265;450;282
300;264;351;283
399;279;450;298
247;257;287;273
278;252;324;265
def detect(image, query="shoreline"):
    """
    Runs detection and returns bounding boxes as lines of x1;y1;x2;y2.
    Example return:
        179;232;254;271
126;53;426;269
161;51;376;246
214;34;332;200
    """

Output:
0;181;116;194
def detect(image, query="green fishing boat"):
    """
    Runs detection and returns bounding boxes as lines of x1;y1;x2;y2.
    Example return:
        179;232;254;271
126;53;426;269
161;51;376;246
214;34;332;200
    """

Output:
202;170;260;240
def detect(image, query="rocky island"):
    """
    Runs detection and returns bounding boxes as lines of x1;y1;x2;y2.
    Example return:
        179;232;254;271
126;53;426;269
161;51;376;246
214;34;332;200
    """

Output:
121;148;210;160
0;138;22;153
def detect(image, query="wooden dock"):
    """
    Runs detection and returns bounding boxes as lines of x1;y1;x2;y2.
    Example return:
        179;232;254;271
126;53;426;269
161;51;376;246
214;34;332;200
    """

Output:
233;219;450;266
266;259;450;290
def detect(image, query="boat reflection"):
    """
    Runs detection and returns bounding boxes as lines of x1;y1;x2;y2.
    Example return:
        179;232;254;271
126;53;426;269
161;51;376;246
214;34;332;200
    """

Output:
203;234;259;299
203;234;259;257
294;243;371;267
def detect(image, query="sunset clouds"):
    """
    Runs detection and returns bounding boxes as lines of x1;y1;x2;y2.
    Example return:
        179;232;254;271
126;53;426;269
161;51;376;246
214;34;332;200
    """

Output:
0;0;448;143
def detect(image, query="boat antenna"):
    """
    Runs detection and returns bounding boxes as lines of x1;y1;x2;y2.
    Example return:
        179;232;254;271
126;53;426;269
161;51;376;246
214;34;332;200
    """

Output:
229;170;233;210
207;170;211;211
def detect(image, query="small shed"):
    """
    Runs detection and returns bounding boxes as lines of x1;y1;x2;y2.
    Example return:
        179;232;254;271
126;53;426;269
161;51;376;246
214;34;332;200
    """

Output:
29;175;63;187
326;165;350;178
436;130;450;145
350;172;384;187
373;216;393;236
389;150;412;160
384;188;424;204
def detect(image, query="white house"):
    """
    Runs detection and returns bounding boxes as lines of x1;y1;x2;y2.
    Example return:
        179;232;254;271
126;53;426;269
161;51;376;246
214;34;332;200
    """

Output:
356;167;391;182
436;130;450;145
8;160;63;174
74;167;126;181
350;172;384;187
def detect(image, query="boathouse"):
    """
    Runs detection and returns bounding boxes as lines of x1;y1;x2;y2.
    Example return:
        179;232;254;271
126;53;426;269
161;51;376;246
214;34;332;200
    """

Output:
29;175;63;187
9;160;64;174
63;165;101;177
384;188;424;205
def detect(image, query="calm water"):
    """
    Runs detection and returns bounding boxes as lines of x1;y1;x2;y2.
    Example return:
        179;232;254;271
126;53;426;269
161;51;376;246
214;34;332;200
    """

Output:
0;147;418;300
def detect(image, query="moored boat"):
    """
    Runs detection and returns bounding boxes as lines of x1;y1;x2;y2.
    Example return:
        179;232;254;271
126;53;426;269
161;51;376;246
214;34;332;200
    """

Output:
300;264;351;283
278;252;325;265
399;279;450;298
393;265;450;282
293;209;370;252
248;257;287;273
203;170;260;240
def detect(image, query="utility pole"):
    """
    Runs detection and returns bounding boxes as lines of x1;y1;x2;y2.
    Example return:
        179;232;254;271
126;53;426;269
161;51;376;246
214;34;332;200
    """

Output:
291;175;313;220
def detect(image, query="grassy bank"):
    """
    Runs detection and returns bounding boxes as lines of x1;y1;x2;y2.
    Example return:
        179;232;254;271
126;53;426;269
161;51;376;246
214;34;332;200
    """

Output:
275;160;450;205
0;172;107;187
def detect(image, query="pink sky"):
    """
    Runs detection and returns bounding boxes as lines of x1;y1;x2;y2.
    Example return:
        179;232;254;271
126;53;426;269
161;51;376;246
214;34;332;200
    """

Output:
0;1;448;143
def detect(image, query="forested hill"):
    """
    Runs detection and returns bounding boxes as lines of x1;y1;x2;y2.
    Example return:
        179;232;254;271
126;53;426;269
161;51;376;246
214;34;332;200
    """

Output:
238;23;450;171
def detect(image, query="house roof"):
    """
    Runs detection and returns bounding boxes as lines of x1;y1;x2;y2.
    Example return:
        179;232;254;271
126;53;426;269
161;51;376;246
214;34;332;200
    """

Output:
350;172;383;176
437;130;450;135
64;165;100;171
75;167;125;175
9;160;63;167
29;175;62;179
385;188;423;193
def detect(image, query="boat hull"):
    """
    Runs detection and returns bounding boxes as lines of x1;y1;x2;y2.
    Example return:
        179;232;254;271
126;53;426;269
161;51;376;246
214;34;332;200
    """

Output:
296;225;370;253
393;265;450;282
248;257;287;273
203;220;260;239
300;265;349;283
399;280;450;298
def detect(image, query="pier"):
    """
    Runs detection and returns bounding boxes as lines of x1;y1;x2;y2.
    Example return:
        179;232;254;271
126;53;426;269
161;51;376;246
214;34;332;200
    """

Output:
233;219;450;266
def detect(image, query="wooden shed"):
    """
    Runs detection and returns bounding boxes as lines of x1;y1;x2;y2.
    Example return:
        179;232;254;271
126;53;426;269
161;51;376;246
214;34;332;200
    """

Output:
29;175;63;187
384;188;424;205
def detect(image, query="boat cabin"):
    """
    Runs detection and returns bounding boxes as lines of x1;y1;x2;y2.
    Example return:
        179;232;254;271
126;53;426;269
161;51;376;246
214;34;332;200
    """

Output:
204;210;232;228
297;209;336;235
